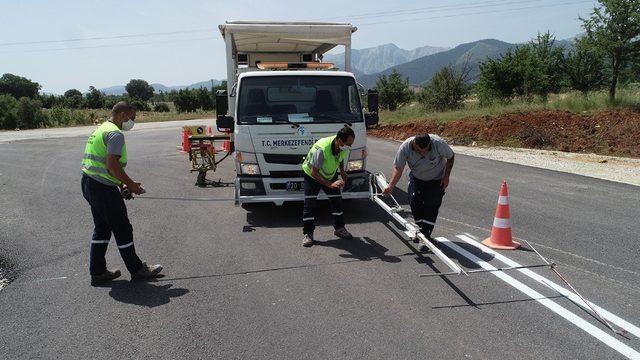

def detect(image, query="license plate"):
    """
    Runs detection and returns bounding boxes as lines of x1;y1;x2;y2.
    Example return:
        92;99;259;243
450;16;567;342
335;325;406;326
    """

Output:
286;181;303;191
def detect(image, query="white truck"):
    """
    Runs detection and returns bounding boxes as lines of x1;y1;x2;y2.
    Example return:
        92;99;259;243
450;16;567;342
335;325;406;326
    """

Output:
216;21;379;206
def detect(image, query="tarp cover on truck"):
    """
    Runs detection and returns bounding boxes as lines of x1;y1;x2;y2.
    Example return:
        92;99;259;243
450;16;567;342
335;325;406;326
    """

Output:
218;21;356;54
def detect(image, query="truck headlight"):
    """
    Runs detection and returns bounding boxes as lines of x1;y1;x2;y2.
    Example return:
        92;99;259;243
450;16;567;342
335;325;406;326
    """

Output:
241;163;261;175
347;147;366;171
347;159;364;171
236;152;261;175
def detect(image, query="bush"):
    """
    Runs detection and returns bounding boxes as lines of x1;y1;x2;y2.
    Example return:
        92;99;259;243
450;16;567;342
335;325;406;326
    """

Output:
174;89;199;112
154;102;170;112
0;94;20;129
129;99;151;112
17;97;48;129
103;97;119;110
47;107;91;127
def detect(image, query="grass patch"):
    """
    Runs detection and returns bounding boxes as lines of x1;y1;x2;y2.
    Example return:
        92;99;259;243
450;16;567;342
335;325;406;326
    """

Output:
42;108;216;128
380;87;640;125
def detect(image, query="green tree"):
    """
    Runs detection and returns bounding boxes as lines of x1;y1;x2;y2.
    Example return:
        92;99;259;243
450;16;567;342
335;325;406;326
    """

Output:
581;0;640;101
375;69;413;111
0;94;20;129
477;33;566;104
125;79;155;101
529;32;565;100
418;63;470;111
196;87;214;110
174;89;199;113
85;86;105;109
0;73;41;99
565;36;607;95
40;93;63;109
477;51;523;104
64;89;83;109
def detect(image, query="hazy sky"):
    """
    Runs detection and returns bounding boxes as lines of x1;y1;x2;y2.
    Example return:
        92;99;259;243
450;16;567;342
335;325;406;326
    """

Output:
0;0;597;94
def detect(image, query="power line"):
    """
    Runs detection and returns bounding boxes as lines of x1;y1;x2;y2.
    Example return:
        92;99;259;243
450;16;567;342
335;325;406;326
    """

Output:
0;0;593;55
0;28;215;47
0;37;216;55
1;0;591;48
311;0;549;21
358;0;593;26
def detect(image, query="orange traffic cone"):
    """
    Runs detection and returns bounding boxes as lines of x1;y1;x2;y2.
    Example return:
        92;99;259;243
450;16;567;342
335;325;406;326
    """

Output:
482;180;520;250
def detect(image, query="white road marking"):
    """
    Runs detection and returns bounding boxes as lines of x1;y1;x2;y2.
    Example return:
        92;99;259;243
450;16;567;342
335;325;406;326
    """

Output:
456;233;640;339
34;276;68;283
439;216;640;277
437;236;640;360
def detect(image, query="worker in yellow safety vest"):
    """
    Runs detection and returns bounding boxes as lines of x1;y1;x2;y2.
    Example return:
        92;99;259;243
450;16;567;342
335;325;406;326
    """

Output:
80;101;162;286
300;127;355;247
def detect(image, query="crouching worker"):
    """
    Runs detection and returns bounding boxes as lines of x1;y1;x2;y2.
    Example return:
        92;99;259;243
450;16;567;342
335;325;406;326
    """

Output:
300;127;355;247
382;133;454;250
80;101;162;286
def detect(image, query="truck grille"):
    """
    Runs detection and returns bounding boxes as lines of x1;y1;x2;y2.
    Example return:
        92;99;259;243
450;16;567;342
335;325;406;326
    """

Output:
263;154;305;165
269;170;305;178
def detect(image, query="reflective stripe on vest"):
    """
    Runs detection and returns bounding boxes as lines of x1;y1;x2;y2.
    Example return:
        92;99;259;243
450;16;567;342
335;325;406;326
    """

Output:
302;135;347;180
81;121;127;185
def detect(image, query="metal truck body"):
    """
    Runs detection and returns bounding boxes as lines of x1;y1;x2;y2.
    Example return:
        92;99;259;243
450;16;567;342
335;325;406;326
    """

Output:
217;21;377;205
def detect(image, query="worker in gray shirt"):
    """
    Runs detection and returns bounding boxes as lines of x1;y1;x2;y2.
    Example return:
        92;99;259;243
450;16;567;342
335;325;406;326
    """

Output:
382;134;455;249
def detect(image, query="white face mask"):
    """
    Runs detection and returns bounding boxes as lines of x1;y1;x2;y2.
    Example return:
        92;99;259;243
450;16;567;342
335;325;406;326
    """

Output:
122;118;135;131
340;145;351;152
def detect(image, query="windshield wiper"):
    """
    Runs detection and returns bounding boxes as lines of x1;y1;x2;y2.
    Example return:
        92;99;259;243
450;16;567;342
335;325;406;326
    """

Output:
309;114;352;127
272;115;301;128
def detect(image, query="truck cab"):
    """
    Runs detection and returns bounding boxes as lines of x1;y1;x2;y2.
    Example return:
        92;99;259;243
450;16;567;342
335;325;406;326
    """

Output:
217;21;378;205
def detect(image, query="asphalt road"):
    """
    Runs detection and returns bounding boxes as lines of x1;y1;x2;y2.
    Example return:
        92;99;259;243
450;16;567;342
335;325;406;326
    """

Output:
1;121;639;359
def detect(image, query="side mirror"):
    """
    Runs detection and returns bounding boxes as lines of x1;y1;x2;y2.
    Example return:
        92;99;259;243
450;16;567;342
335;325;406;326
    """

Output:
365;89;379;128
216;90;228;117
216;115;234;132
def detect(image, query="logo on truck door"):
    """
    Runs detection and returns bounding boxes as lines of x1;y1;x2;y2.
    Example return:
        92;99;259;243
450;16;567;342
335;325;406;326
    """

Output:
296;126;311;137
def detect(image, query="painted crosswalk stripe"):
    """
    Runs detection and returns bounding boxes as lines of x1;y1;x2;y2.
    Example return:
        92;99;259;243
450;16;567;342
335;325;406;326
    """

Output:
437;236;640;360
456;233;640;339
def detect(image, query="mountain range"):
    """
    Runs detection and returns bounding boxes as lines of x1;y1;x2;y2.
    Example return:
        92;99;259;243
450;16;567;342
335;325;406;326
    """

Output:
324;43;449;75
357;39;515;88
99;35;577;94
99;80;222;96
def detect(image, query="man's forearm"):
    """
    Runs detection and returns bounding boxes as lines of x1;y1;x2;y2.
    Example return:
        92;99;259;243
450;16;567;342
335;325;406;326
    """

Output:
388;166;403;188
444;155;455;178
108;163;134;187
311;168;332;187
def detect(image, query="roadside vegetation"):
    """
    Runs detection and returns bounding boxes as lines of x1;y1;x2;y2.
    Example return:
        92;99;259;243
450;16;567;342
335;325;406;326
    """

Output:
370;0;640;157
0;76;225;130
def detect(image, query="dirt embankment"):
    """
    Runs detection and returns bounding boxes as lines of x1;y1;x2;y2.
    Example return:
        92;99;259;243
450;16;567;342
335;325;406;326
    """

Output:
369;110;640;158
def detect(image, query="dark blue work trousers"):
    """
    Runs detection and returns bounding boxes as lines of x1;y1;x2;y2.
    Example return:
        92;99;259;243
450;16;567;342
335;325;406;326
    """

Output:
81;174;143;275
408;175;445;237
302;173;345;235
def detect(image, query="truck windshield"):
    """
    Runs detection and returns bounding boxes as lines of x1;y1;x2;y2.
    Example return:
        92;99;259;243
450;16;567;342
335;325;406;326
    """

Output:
237;76;363;125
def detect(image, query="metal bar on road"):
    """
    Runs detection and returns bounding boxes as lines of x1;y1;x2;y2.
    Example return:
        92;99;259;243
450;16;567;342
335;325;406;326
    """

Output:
419;263;552;277
372;173;465;276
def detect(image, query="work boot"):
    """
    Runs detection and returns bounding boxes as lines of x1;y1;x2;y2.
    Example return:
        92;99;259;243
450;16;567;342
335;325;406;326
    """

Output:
90;269;121;286
131;262;163;280
334;227;353;239
302;233;314;247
